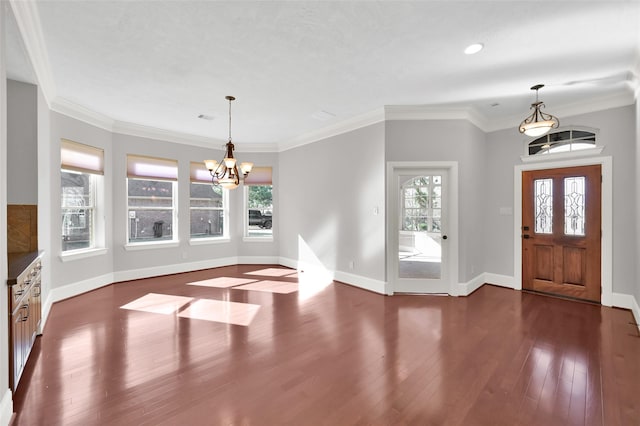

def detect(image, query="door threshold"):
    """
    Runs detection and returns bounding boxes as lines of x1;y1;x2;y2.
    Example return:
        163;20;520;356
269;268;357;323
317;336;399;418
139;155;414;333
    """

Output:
522;289;600;306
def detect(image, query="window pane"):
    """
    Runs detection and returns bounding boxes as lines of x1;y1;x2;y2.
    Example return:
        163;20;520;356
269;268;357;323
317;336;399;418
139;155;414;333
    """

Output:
128;178;175;243
401;175;442;232
190;182;226;239
190;183;222;207
128;209;174;242
564;177;586;236
190;209;224;238
61;171;93;251
247;185;273;237
534;178;553;234
128;179;173;198
128;179;173;209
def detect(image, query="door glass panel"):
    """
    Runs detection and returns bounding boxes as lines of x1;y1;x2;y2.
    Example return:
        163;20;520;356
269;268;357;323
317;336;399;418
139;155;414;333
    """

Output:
564;176;586;236
534;178;553;234
399;175;442;279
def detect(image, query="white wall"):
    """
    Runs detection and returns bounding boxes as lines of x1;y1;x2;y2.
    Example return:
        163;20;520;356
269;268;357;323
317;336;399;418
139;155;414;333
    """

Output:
385;119;486;283
278;123;386;283
6;79;37;204
485;105;637;296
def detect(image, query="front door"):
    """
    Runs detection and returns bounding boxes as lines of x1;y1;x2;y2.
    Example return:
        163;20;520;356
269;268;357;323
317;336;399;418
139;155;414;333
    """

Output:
522;165;601;302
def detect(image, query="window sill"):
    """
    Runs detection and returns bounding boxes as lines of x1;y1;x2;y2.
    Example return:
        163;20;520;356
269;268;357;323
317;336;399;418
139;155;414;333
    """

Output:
60;247;108;262
189;237;231;246
521;146;604;163
243;236;274;243
124;241;180;251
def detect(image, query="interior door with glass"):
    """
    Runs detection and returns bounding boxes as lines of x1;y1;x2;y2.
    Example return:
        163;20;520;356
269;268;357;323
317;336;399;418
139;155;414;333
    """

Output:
393;169;449;293
522;165;601;302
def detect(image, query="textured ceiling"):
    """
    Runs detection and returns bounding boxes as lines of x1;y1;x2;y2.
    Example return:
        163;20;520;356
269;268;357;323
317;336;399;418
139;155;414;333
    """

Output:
6;1;640;148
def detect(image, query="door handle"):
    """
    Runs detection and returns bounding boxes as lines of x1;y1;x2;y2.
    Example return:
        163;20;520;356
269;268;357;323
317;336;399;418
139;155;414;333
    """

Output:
442;235;448;240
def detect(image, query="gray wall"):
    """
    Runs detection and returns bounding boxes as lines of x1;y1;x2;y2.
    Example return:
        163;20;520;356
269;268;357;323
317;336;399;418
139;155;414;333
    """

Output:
41;114;280;289
484;105;637;295
7;79;37;204
278;123;386;282
385;119;487;283
111;133;279;274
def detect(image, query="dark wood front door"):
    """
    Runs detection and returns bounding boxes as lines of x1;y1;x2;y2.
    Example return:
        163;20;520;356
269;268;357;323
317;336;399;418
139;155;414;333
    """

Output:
522;165;601;302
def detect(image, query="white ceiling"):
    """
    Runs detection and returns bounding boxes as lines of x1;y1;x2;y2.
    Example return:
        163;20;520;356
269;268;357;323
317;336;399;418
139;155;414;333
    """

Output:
6;1;640;150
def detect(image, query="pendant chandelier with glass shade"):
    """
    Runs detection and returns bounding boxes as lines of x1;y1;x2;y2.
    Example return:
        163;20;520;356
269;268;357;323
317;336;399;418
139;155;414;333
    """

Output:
518;84;560;137
204;96;253;190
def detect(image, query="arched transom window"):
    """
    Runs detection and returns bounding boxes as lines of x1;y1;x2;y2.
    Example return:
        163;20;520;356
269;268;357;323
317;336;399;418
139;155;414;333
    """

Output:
529;129;597;156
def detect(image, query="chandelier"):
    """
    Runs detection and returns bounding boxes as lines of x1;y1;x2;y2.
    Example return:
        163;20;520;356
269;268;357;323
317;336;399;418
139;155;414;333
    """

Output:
518;84;559;137
204;96;253;190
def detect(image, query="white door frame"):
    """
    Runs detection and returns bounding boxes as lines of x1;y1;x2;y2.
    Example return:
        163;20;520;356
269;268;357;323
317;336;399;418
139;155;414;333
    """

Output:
513;156;613;306
387;161;459;295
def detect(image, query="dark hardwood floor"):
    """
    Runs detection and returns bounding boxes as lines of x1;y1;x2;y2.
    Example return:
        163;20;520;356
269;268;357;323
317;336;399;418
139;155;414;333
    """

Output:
11;265;640;425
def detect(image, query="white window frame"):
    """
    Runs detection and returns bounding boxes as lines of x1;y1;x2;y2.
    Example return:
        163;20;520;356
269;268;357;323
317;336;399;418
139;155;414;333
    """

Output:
243;184;273;242
125;178;179;249
60;138;106;261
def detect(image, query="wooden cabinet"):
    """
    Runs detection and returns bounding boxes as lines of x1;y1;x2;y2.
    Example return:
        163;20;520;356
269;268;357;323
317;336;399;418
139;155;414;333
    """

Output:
8;253;42;391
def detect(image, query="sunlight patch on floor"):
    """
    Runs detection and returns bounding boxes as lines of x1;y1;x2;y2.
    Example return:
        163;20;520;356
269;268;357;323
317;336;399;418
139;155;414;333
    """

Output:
244;268;296;277
187;277;258;288
120;293;194;314
234;280;298;294
177;298;261;326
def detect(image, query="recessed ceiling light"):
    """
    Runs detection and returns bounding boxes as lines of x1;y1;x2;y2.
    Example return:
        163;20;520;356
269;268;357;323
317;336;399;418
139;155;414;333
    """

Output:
198;114;214;120
464;43;484;55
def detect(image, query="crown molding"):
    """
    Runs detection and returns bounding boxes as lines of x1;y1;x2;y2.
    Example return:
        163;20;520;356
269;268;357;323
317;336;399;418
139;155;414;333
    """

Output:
486;90;636;133
9;0;56;106
234;143;280;153
278;107;385;152
51;98;115;132
112;121;278;152
383;105;488;131
112;120;220;149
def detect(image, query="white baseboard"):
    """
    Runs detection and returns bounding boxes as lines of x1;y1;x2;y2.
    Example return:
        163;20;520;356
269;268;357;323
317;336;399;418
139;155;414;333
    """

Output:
278;256;297;270
0;388;13;426
458;273;485;296
42;272;115;331
279;256;388;294
484;273;515;289
112;257;239;283
611;292;640;332
236;256;280;265
334;271;388;295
